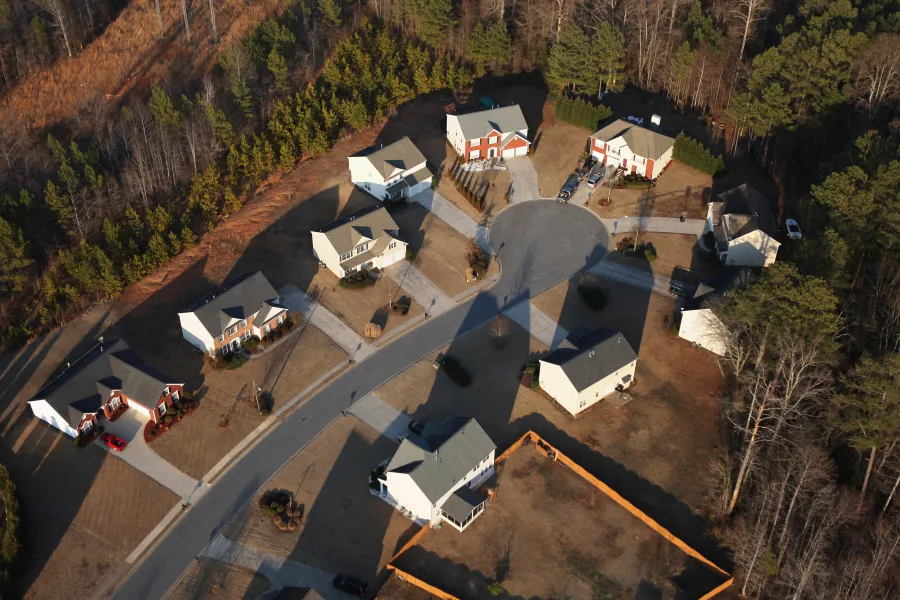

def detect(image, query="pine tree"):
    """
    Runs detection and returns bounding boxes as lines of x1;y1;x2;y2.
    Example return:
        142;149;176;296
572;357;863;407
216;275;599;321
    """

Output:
593;22;625;94
546;24;594;93
412;0;454;49
267;48;289;91
0;216;32;291
468;20;511;74
319;0;341;27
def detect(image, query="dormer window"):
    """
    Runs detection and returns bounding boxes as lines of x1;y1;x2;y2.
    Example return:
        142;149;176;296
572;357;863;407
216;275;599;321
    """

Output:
356;243;369;254
340;251;352;261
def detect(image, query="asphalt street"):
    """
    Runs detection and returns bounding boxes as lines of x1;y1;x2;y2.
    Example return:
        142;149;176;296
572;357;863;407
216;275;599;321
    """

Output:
110;201;609;600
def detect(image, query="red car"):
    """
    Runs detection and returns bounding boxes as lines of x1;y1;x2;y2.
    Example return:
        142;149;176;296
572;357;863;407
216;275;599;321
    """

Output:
99;432;127;452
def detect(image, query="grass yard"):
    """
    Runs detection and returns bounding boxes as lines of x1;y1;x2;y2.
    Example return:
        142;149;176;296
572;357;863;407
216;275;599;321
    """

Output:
393;450;689;599
591;160;713;219
438;155;512;224
531;100;593;198
607;232;718;280
221;418;417;583
167;559;271;600
151;325;347;480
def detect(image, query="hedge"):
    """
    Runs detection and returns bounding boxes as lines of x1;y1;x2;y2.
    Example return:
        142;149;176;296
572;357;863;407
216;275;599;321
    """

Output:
555;96;612;130
673;133;725;176
339;269;375;289
0;464;23;574
225;353;248;370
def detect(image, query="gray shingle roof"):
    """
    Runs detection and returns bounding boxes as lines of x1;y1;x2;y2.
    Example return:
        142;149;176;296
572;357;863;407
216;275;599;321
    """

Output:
440;486;487;523
353;137;428;180
714;184;777;238
453;105;528;141
386;417;495;503
591;119;675;161
541;329;637;392
314;205;401;257
182;271;283;337
31;340;181;428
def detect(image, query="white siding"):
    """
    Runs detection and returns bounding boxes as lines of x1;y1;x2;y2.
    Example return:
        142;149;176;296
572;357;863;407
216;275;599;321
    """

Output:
724;230;780;267
28;400;78;437
433;449;495;524
679;308;728;356
538;362;579;412
572;359;637;415
651;146;674;179
446;116;467;156
312;231;345;278
377;242;408;270
178;312;215;353
383;472;434;522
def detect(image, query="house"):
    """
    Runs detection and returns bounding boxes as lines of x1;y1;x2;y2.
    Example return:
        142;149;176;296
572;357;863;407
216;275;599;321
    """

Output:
446;105;530;161
539;329;638;416
349;137;433;202
376;417;496;532
178;271;289;356
589;119;675;179
678;267;755;356
312;205;407;279
28;339;184;438
707;184;780;267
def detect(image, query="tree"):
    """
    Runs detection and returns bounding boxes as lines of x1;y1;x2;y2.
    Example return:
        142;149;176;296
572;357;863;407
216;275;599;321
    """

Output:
208;0;218;43
0;216;31;291
468;20;512;75
32;0;72;58
489;314;511;349
411;0;454;49
853;33;900;116
219;44;255;118
593;22;625;95
319;0;341;28
546;24;593;93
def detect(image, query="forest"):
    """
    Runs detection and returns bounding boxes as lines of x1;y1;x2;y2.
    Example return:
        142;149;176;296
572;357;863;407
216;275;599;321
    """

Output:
0;0;899;596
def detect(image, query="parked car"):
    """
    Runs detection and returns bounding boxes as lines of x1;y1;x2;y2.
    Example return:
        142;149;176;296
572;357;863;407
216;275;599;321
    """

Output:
436;356;472;387
99;432;127;452
557;189;572;203
557;176;578;202
333;574;368;596
408;420;425;435
587;172;603;188
785;218;803;240
575;168;589;182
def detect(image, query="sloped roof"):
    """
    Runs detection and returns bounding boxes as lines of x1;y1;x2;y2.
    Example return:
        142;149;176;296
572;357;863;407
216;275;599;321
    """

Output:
352;137;428;180
31;340;181;428
182;271;283;336
452;105;528;141
440;486;487;522
591;119;675;161
386;418;495;503
714;184;778;238
688;267;756;309
541;329;637;392
314;205;401;256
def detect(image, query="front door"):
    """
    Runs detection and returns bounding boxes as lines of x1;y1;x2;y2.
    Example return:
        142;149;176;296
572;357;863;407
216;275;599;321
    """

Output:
231;339;240;352
488;147;497;158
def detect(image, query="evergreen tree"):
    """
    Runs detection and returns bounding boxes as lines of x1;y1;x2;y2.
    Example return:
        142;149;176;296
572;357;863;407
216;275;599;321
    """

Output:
593;22;625;95
412;0;454;49
267;48;289;91
149;84;182;132
0;216;32;291
319;0;341;28
546;24;594;93
468;20;511;74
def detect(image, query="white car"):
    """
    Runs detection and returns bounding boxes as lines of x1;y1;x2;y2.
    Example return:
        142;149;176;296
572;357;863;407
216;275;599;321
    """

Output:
785;218;802;240
587;172;603;188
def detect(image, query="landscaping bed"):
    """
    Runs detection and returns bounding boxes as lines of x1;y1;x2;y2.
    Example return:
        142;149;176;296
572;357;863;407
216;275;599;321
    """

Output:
144;398;200;443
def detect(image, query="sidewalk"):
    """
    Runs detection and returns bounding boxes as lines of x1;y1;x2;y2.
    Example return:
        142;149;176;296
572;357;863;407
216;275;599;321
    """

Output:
347;392;411;443
503;300;570;349
601;216;706;237
279;283;374;362
410;189;491;254
505;157;543;201
384;263;455;316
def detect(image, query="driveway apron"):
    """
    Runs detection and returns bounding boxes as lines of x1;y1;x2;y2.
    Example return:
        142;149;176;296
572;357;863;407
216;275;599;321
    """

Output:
503;300;571;349
505;157;543;201
384;263;455;317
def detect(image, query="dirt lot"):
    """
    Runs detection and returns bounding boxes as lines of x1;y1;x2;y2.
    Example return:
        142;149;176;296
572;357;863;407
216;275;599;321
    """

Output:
221;418;418;583
151;325;347;479
0;419;178;600
167;558;271;600
591;160;713;219
608;233;718;279
394;450;687;599
531;100;594;198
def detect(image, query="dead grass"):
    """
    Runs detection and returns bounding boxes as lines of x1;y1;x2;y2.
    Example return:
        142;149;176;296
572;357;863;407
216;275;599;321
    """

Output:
221;418;416;581
608;232;718;279
167;558;271;600
531;100;593;198
151;325;347;480
591;160;713;219
393;450;686;599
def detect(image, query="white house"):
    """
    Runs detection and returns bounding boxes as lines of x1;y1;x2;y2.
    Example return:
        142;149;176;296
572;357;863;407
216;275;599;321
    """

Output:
312;205;407;279
708;184;781;267
178;271;289;356
539;329;638;416
679;268;754;356
376;417;496;532
28;339;184;438
589;119;675;179
446;105;530;161
349;137;433;202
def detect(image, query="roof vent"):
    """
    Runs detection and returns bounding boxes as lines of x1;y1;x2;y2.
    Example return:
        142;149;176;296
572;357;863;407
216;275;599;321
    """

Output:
651;114;662;126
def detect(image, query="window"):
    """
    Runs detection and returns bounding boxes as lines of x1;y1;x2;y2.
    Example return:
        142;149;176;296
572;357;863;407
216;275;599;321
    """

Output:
364;183;370;190
356;243;369;254
277;315;284;325
488;136;497;144
217;334;224;343
163;386;170;397
172;390;180;403
158;404;166;416
227;325;238;336
578;398;587;408
340;251;352;261
388;241;396;250
241;331;251;341
263;324;270;334
469;149;481;160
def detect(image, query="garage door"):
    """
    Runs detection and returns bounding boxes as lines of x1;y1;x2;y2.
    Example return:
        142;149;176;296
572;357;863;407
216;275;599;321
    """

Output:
515;146;527;156
128;400;153;418
502;148;515;159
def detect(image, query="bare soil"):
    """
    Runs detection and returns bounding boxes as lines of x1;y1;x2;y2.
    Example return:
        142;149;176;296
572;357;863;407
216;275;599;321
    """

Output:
531;100;594;198
608;233;718;279
151;325;348;480
394;450;686;599
167;558;271;600
221;418;418;582
591;160;713;219
377;572;434;600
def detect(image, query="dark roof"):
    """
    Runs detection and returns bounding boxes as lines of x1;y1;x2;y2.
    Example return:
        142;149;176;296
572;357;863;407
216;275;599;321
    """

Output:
312;204;384;234
688;267;756;310
541;329;637;392
714;184;778;238
182;271;282;336
440;486;487;523
31;340;181;428
386;418;495;503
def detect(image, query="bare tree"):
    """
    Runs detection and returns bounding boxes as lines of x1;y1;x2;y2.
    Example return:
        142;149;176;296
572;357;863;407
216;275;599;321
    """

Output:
32;0;73;57
208;0;217;43
181;0;191;41
154;0;163;38
489;314;511;348
853;33;900;116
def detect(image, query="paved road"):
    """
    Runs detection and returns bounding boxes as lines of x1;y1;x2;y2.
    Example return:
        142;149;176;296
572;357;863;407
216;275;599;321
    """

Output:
110;201;609;600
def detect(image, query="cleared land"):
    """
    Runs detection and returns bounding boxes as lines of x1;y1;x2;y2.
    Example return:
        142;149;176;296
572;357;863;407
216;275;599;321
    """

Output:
167;558;271;600
393;450;687;599
220;418;417;582
531;100;593;198
150;325;348;480
608;232;718;279
591;160;713;219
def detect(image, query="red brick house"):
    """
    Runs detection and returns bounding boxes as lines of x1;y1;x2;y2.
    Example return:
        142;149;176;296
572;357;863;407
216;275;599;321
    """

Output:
590;119;675;180
446;105;531;161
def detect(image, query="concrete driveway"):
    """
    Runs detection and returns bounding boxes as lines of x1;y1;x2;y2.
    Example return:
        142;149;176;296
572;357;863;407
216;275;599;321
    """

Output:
506;157;543;201
348;392;412;443
100;409;202;500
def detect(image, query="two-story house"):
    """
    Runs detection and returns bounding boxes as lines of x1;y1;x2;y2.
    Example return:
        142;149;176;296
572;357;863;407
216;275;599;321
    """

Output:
349;137;433;202
589;119;675;179
678;267;755;356
446;105;530;161
707;184;781;267
28;339;184;438
311;205;407;279
376;418;496;532
178;271;289;355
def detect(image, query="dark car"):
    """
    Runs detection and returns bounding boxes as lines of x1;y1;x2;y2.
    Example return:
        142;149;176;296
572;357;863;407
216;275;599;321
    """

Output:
333;575;368;596
437;355;472;387
99;432;127;452
408;420;425;435
556;189;571;203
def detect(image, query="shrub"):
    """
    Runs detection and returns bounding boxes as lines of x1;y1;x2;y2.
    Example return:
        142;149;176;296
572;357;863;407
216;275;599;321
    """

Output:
577;284;607;310
488;582;505;596
555;96;612;130
260;407;271;417
164;415;173;424
644;246;658;262
673;133;725;176
225;353;248;370
530;378;540;391
242;336;261;350
406;248;417;261
365;322;383;338
669;320;680;336
261;505;277;517
166;406;177;416
339;269;375;289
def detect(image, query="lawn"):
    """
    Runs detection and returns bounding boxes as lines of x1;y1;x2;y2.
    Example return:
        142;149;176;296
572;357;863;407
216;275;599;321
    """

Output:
167;558;271;600
591;160;713;219
607;232;718;280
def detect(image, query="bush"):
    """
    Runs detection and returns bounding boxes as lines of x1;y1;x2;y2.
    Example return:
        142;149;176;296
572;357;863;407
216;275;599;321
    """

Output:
577;285;607;310
644;246;658;262
405;248;417;261
669;320;680;336
261;505;277;516
166;406;177;416
225;353;248;370
339;269;375;289
673;133;725;176
164;415;173;424
530;377;540;391
555;96;612;130
260;407;271;417
242;336;261;350
488;582;505;596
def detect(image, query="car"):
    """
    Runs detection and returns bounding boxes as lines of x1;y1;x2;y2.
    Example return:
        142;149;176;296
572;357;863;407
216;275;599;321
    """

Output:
785;218;802;240
587;172;603;188
557;189;571;202
408;420;425;435
99;432;127;452
333;574;368;596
